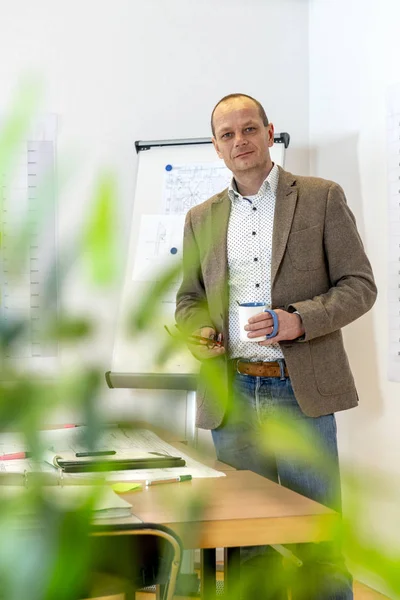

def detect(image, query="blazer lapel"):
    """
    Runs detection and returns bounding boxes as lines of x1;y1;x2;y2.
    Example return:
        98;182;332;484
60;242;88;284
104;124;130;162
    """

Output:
271;167;298;285
211;191;230;311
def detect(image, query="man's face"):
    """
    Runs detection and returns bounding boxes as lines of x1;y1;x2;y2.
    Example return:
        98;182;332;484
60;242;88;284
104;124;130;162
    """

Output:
212;97;274;177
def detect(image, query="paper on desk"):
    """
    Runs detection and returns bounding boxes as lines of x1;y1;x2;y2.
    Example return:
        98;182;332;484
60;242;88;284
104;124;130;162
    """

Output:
60;429;225;482
0;427;225;480
0;457;55;475
111;482;142;493
38;427;225;480
0;431;26;455
0;426;86;456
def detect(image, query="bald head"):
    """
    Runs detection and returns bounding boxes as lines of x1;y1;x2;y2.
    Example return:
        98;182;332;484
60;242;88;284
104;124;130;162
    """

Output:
211;93;269;136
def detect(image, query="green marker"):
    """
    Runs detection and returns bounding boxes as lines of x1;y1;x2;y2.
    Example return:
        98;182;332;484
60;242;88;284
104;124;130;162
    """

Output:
145;475;192;486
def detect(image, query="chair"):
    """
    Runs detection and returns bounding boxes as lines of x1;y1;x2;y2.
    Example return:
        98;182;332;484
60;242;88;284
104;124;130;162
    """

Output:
85;522;182;600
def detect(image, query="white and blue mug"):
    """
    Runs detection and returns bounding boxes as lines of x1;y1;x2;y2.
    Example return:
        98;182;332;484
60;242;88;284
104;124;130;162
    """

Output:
237;302;279;342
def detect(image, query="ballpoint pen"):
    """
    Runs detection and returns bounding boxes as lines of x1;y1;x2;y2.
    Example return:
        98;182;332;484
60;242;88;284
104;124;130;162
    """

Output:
164;325;223;348
145;475;192;486
187;334;224;347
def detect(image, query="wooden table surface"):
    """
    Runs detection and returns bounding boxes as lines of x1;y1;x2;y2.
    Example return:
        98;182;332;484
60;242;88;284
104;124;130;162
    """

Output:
122;469;338;550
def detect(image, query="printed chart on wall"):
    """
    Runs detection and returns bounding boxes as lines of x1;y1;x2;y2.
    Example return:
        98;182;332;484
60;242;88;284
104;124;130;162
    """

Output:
387;85;400;382
124;157;232;374
132;161;231;303
0;115;58;376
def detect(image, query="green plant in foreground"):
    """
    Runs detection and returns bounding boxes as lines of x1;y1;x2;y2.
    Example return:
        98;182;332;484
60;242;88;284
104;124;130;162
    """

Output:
0;82;399;600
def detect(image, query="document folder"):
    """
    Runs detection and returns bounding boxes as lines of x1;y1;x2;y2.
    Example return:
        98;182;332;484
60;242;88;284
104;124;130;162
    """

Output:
44;450;186;473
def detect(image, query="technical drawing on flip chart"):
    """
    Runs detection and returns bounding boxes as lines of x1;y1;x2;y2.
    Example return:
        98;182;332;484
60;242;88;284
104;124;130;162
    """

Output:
163;161;231;214
132;214;185;287
0;115;57;371
386;84;400;382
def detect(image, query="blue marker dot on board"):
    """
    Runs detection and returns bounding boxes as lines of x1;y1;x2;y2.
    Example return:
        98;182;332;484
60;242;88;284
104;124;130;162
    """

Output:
170;247;178;255
165;164;173;171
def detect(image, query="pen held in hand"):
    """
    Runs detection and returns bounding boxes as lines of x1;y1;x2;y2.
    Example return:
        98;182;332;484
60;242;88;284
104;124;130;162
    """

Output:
188;335;224;347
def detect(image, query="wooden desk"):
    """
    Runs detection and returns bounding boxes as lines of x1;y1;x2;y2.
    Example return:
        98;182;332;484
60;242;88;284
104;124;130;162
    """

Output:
116;469;338;599
88;434;337;598
123;470;337;549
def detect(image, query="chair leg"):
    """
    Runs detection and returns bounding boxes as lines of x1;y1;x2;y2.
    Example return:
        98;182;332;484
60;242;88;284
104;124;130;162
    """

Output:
155;584;163;600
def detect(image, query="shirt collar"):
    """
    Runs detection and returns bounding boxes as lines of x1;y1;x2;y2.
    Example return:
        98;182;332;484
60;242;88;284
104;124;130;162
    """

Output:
228;163;280;202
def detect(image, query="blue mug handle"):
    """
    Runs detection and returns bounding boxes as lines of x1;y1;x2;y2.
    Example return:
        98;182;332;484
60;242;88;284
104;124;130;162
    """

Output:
263;309;279;339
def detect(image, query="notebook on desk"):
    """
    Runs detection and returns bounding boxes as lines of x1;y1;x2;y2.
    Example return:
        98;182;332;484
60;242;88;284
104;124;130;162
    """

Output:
43;450;186;473
0;483;135;519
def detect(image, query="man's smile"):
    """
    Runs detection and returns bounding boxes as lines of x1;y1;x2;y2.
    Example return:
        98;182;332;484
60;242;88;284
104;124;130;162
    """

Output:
235;150;254;158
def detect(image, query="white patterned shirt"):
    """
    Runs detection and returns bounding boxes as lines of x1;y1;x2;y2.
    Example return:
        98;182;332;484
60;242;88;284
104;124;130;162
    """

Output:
227;163;284;361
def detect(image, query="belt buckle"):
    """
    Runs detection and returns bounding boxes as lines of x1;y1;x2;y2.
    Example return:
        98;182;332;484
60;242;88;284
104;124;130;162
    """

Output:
235;358;244;375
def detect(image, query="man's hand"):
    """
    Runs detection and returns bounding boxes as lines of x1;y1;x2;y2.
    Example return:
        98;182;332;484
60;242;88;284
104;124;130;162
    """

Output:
189;327;226;360
244;309;305;345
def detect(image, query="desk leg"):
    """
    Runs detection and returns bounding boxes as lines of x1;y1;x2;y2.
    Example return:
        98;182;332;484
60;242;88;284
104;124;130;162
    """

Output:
185;390;198;446
200;548;216;600
224;547;241;600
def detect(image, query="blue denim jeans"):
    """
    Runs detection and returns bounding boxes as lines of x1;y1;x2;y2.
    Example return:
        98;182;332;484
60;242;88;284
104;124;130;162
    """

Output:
211;370;353;600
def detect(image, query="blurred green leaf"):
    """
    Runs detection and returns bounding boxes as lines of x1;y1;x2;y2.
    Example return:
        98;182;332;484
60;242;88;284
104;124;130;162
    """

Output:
128;261;182;332
0;78;43;178
46;315;93;341
82;172;118;286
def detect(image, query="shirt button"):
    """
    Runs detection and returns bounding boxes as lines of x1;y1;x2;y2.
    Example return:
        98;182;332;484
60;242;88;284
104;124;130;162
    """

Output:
254;257;258;262
255;283;260;288
252;231;256;235
252;207;257;211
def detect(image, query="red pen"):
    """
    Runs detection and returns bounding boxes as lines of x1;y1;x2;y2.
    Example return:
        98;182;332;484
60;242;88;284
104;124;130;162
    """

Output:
0;452;33;460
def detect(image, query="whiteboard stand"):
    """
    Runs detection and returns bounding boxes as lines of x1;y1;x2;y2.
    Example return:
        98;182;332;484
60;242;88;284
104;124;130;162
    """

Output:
105;372;198;445
134;133;290;152
185;390;198;446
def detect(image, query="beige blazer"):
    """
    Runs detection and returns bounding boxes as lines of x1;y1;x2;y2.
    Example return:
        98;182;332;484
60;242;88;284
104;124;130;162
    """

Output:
176;167;377;430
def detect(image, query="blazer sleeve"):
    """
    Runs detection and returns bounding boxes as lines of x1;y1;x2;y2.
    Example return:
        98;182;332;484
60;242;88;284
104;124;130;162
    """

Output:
288;183;377;341
175;209;213;334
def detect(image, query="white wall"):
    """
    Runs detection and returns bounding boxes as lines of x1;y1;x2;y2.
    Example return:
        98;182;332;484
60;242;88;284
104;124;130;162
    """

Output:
0;0;310;426
310;1;400;596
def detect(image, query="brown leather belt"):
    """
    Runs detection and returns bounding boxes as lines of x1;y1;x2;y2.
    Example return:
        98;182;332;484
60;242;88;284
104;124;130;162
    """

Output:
234;359;289;378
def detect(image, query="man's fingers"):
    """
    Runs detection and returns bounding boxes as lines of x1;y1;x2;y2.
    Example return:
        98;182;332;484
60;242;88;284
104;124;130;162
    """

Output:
245;319;273;331
247;312;271;324
193;327;216;346
195;346;226;360
190;327;225;359
245;319;274;339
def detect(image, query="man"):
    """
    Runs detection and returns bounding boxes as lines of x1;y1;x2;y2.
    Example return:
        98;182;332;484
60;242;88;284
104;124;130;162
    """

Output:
175;93;377;599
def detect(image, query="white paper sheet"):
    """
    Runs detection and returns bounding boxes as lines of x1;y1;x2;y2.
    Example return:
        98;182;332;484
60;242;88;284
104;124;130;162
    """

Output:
132;214;185;285
162;161;231;214
0;427;225;480
69;428;226;481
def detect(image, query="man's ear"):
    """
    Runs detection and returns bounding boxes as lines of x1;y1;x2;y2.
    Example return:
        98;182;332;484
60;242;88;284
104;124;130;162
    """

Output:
267;123;275;148
212;137;222;159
